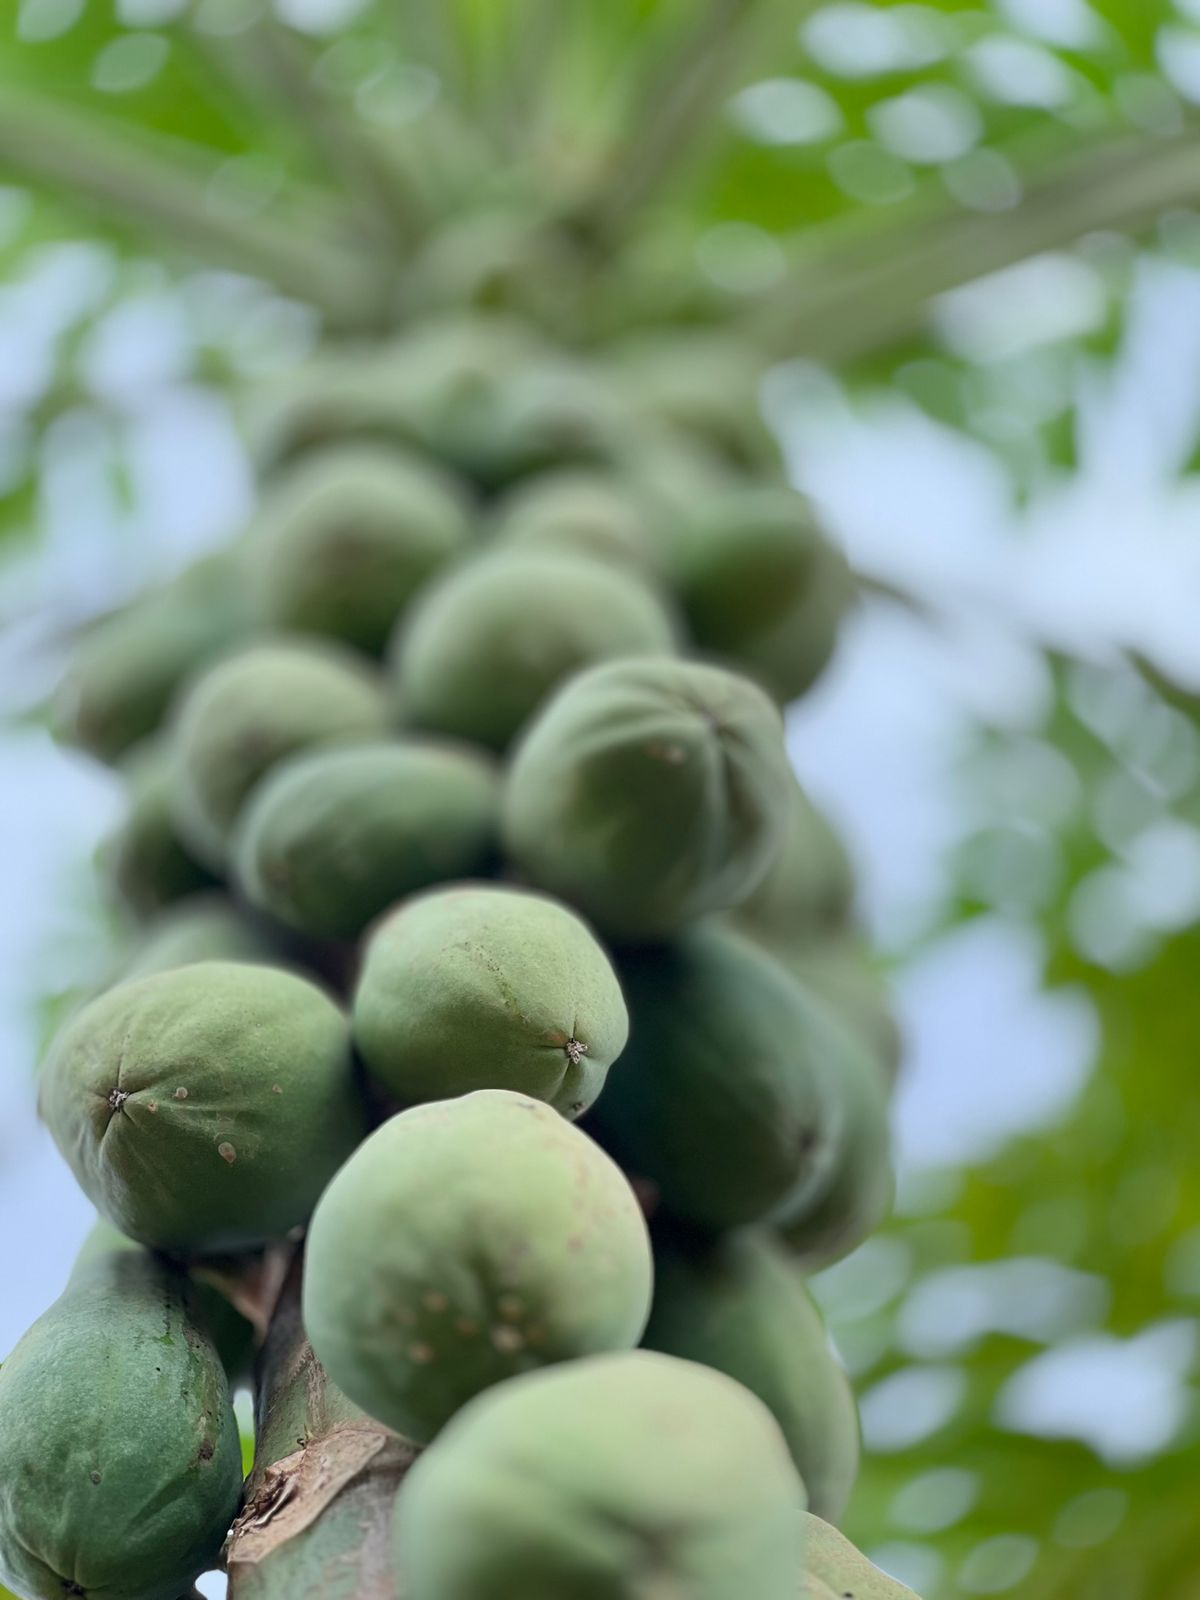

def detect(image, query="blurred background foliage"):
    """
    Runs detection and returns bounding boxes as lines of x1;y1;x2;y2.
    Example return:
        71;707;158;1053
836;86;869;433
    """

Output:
2;2;1199;1599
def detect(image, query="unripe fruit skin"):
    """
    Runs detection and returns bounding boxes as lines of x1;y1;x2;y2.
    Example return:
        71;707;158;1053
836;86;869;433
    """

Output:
729;776;857;949
777;936;903;1086
774;996;894;1271
670;486;852;703
303;1091;653;1443
122;894;284;981
69;1219;256;1386
393;1351;805;1600
234;740;500;940
801;1513;921;1599
491;468;661;573
352;885;627;1116
39;960;365;1252
245;354;422;476
392;548;678;752
55;551;249;764
169;640;389;868
643;1229;860;1524
586;925;843;1228
0;1250;242;1600
250;445;473;655
612;330;780;471
103;741;218;917
503;656;792;940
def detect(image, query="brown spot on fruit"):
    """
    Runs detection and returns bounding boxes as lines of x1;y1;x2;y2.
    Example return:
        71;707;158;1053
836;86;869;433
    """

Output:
89;1470;102;1485
218;1142;237;1165
490;1325;525;1354
408;1343;434;1364
198;1440;214;1462
271;1084;283;1095
174;1087;188;1101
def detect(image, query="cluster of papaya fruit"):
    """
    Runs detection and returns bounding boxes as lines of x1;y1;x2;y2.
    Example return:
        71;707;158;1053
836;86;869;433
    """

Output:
0;312;913;1599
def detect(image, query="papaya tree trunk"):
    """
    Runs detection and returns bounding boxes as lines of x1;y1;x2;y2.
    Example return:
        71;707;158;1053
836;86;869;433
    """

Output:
225;1255;417;1600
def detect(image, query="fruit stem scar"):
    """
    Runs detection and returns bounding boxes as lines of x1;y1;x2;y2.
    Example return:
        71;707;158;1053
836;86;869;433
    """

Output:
106;1088;129;1113
564;1037;588;1065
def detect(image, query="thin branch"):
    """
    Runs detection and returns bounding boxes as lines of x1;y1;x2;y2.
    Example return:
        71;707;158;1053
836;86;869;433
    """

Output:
0;94;393;332
756;126;1200;366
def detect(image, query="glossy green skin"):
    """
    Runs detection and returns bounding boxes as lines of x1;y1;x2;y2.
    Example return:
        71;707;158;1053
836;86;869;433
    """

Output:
56;551;249;764
643;1230;860;1524
774;997;894;1271
0;1251;242;1600
491;469;661;573
122;895;284;981
251;445;473;654
801;1513;921;1599
234;739;500;940
393;1351;805;1600
352;885;627;1116
670;486;853;703
69;1220;257;1387
586;926;843;1228
103;743;217;918
40;961;365;1252
303;1091;653;1442
503;656;792;940
392;548;678;751
169;640;389;868
729;776;857;949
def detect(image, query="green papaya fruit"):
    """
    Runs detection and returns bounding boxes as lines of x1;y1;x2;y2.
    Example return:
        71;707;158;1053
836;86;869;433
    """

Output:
471;359;629;489
0;1244;242;1600
386;313;546;479
773;998;894;1271
502;656;792;940
391;548;678;751
729;776;858;949
168;639;389;868
234;739;500;940
780;937;903;1086
101;742;218;918
54;550;250;765
249;444;474;654
669;485;853;703
801;1513;921;1599
303;1090;653;1442
491;468;663;573
122;895;285;981
393;1351;804;1600
243;352;419;476
611;329;780;470
585;925;844;1228
614;421;736;519
70;1220;256;1386
352;884;627;1116
39;960;366;1252
643;1229;859;1523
